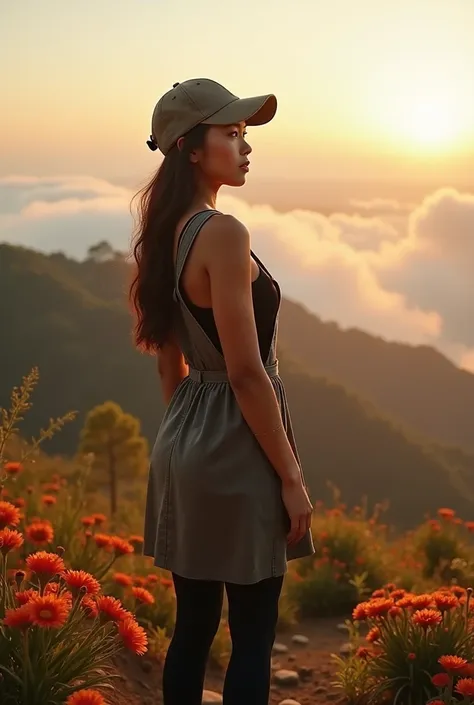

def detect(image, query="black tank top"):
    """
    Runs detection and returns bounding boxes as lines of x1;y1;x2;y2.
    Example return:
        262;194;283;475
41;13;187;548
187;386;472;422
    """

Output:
178;216;279;363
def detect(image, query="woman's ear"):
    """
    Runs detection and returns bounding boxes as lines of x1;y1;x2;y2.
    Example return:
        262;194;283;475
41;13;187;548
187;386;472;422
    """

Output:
176;136;185;152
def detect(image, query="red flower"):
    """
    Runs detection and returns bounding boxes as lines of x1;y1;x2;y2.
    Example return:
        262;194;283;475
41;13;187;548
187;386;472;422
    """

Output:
15;589;39;605
28;594;71;628
0;527;24;555
42;494;57;506
96;595;131;622
109;536;134;555
62;570;101;595
26;551;65;578
371;589;385;598
25;522;54;545
365;598;393;618
438;507;455;520
431;672;450;687
81;516;95;527
0;501;21;529
465;521;474;533
42;482;61;492
412;609;442;630
131;587;155;605
431;591;458;611
356;646;371;660
113;572;133;587
411;594;434;611
3;604;33;629
352;602;369;621
118;617;148;655
366;627;380;643
91;513;107;525
455;679;474;697
65;689;106;705
94;533;112;549
4;462;22;475
438;655;468;672
80;595;99;619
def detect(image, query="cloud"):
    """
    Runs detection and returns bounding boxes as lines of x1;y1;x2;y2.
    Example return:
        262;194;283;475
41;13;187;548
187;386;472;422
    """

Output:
0;175;473;372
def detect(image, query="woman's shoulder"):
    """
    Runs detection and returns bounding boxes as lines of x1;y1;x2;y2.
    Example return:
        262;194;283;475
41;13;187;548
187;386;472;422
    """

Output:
201;211;250;249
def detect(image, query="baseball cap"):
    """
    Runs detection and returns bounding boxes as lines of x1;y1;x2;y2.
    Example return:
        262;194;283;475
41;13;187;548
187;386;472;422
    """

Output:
147;78;277;155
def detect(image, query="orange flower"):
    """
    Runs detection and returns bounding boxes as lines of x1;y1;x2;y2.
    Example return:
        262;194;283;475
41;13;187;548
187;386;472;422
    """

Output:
81;516;95;527
133;576;147;587
465;521;474;533
4;462;22;475
455;678;474;697
389;606;402;618
432;592;458;612
0;500;21;529
12;498;26;508
3;604;33;629
118;616;148;655
160;578;173;588
113;572;133;587
412;609;442;630
109;536;134;555
383;583;396;592
391;589;407;600
371;589;385;598
428;701;445;705
96;595;131;622
146;574;159;585
411;594;434;611
62;570;101;595
129;535;144;545
26;551;65;578
80;595;99;619
29;594;70;628
94;533;112;549
25;521;54;545
0;527;24;555
15;589;39;605
42;495;57;506
366;627;380;643
42;482;61;492
91;513;107;525
450;586;466;598
438;507;455;520
460;664;474;678
131;587;155;605
438;655;468;672
365;598;394;618
356;646;371;660
432;672;450;687
65;689;106;705
352;602;369;621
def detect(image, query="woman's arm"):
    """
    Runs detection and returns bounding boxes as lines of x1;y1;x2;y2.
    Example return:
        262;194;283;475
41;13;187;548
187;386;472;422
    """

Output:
202;214;312;544
156;335;188;405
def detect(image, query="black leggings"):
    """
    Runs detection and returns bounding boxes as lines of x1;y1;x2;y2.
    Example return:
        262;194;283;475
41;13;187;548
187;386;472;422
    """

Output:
162;572;284;705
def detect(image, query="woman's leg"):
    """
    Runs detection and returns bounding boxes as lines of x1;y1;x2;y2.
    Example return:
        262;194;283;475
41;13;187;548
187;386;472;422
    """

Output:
162;573;224;705
223;575;284;705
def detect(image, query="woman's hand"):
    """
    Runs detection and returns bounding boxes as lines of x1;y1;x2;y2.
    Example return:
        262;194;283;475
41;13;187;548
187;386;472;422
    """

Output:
281;479;313;546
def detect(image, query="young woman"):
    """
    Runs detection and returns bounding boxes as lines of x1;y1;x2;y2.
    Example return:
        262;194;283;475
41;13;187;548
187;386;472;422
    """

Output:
130;78;315;705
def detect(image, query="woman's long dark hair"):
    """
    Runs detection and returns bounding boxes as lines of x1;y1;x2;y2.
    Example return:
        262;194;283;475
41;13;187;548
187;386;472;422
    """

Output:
129;124;210;353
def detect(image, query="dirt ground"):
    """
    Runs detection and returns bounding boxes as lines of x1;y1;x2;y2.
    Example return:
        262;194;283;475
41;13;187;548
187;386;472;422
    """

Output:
112;616;349;705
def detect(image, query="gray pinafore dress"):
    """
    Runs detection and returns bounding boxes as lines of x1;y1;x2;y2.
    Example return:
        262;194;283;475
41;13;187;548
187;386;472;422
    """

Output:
143;210;314;584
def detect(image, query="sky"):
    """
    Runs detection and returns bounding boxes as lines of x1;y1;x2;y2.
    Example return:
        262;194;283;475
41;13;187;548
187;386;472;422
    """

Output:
1;0;474;373
2;0;474;190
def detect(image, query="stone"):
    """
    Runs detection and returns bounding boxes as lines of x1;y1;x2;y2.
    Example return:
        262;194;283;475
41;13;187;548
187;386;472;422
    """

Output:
273;669;300;687
297;665;314;681
272;660;282;670
288;654;296;662
291;634;309;645
339;642;353;656
326;694;343;702
279;700;302;705
273;642;289;654
202;691;223;704
314;685;328;695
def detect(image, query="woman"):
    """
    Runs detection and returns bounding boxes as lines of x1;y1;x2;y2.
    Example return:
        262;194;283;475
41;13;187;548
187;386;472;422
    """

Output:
130;78;314;705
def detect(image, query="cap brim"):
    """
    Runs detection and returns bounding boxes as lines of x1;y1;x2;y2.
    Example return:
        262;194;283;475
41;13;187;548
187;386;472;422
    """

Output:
202;94;277;127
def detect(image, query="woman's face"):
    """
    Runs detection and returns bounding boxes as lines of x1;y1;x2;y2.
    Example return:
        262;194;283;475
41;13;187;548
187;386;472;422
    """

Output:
193;122;252;188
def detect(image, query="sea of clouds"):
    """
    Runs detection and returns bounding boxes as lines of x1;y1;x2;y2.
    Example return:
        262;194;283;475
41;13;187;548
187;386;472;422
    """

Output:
1;174;473;372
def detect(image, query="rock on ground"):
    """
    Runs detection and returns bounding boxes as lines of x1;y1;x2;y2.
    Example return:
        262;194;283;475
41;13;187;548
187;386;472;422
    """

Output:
273;669;300;687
